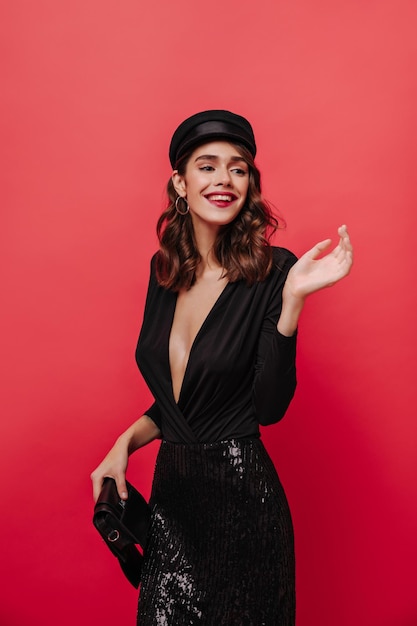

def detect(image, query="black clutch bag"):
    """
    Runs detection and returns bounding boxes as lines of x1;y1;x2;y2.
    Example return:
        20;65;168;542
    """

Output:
93;477;151;588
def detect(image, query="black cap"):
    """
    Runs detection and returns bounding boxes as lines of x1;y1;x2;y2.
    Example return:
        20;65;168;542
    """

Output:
169;110;257;168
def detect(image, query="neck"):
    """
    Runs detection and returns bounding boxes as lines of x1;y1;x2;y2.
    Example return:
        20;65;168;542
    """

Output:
192;222;222;273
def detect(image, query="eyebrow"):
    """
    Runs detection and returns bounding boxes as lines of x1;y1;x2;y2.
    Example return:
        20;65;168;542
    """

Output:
194;154;247;164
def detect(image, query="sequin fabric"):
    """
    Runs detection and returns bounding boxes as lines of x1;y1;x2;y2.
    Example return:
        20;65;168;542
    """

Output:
137;438;295;625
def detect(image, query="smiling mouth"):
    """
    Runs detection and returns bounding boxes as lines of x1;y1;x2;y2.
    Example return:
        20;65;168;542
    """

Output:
205;193;237;202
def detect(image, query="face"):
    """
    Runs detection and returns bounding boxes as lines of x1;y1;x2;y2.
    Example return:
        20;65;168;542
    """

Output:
172;141;250;230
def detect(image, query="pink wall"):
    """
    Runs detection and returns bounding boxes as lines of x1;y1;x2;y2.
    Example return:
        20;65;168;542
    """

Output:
1;1;416;624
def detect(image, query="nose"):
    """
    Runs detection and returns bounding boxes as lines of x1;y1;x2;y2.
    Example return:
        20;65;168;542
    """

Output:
215;166;232;187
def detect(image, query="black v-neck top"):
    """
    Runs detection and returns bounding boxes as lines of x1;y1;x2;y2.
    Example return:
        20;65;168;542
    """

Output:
135;247;298;443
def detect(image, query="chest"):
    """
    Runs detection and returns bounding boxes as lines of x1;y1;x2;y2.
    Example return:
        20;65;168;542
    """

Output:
137;270;273;386
170;277;229;359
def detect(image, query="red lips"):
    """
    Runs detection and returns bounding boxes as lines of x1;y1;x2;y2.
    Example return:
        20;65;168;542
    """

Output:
204;192;238;203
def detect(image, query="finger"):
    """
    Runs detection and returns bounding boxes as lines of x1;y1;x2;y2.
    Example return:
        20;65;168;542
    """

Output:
338;225;353;250
336;245;353;275
343;249;354;273
115;475;129;500
91;473;105;504
332;227;352;261
308;238;332;259
91;471;128;502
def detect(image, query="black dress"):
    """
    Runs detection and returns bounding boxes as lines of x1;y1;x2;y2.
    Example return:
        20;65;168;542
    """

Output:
135;247;297;625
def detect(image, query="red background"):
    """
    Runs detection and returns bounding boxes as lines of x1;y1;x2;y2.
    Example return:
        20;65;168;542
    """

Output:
1;1;416;624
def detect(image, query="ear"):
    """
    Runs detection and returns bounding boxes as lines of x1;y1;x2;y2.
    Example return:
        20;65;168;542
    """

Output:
172;170;187;197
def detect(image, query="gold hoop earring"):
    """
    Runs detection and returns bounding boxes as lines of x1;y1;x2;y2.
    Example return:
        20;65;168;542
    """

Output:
175;196;189;216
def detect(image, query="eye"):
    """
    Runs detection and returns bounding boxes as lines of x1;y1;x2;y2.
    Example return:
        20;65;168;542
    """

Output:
231;168;247;176
199;165;215;172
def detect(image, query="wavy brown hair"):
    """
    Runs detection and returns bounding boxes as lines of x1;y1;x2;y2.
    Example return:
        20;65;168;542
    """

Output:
155;143;280;291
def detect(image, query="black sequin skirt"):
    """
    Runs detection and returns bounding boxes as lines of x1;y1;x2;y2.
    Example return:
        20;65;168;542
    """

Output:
137;438;295;625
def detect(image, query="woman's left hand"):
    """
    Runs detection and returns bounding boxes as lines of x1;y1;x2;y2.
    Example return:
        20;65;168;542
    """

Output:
285;225;353;300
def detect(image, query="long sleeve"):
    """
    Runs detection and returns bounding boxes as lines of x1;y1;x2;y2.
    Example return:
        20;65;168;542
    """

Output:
252;251;298;425
144;402;163;430
139;256;164;432
253;331;297;425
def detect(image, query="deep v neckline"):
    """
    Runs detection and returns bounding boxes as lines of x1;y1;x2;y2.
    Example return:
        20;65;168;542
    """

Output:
168;281;231;404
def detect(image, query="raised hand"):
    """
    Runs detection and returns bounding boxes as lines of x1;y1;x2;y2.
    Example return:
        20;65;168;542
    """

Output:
277;226;353;336
285;225;353;300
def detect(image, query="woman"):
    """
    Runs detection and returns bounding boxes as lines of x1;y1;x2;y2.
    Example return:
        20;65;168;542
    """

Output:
91;110;353;625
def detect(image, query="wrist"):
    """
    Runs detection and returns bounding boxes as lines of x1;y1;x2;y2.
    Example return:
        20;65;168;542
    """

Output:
282;281;306;306
277;293;305;337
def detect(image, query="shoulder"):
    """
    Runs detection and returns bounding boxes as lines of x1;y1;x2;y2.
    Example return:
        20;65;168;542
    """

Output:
149;251;159;274
271;246;298;274
144;252;160;291
244;246;297;298
258;247;297;294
